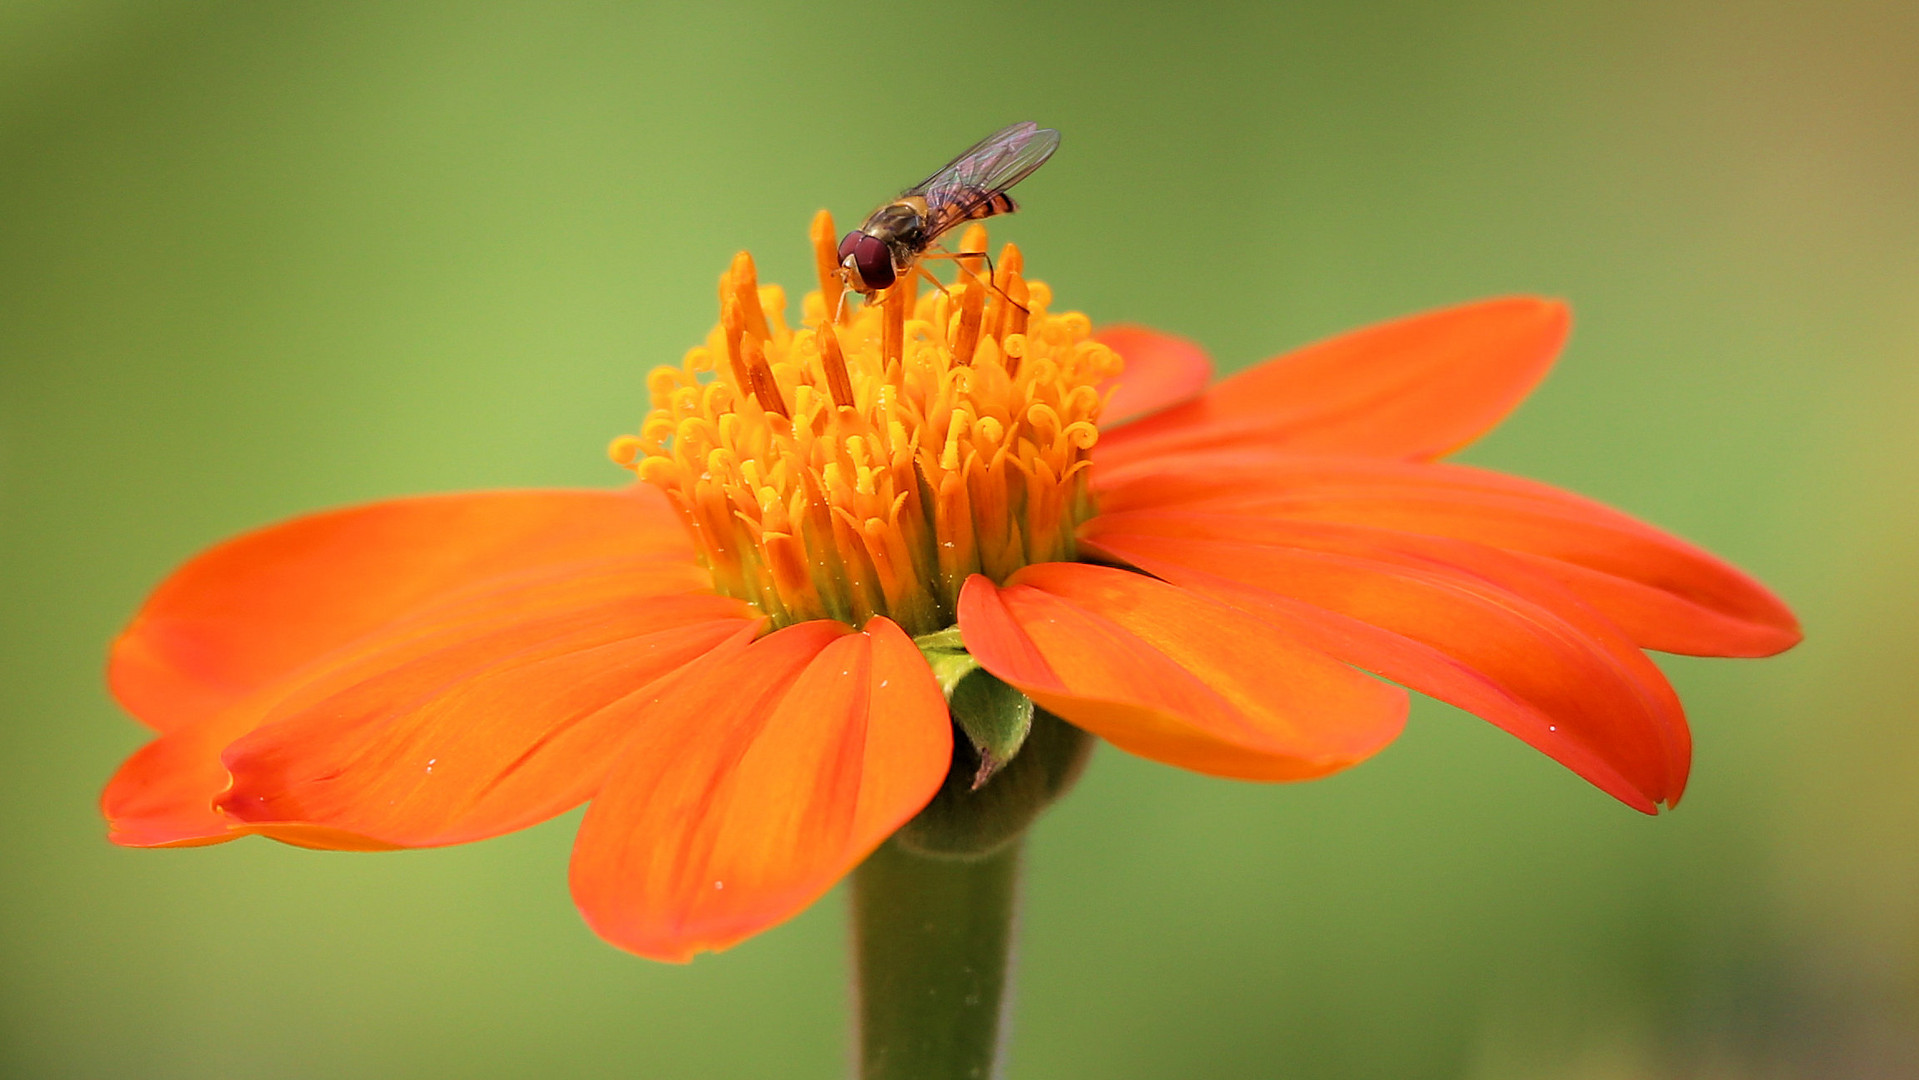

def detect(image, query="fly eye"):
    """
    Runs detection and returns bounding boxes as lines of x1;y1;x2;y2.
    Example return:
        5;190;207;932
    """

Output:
837;232;861;262
852;235;895;290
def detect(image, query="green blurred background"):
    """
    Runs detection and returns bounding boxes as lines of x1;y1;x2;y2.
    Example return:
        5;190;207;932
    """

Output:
3;2;1913;1077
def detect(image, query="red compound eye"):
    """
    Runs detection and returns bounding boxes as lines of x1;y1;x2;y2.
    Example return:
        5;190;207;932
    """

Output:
838;232;895;291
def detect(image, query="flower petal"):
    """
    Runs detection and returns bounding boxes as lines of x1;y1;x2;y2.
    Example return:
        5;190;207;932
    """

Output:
110;487;693;733
103;704;303;849
104;553;746;849
1096;297;1570;465
1093;451;1800;658
1084;512;1689;809
568;618;952;962
1093;325;1213;429
958;565;1406;781
215;585;757;848
102;691;414;851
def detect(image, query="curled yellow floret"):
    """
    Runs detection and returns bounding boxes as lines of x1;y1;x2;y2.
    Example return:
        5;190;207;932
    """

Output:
612;213;1120;636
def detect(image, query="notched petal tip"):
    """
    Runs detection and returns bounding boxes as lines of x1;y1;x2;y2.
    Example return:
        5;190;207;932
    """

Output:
100;712;250;849
101;487;740;855
211;598;756;850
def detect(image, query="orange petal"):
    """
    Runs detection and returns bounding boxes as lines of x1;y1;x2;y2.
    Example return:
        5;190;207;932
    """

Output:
1096;297;1569;465
110;487;693;733
102;693;410;852
104;549;745;850
568;618;952;962
1092;451;1801;658
958;565;1406;781
1084;513;1689;809
1092;324;1213;429
215;587;757;848
103;706;280;848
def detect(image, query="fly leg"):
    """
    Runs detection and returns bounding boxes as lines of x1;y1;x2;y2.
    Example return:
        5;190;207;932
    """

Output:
920;248;1028;315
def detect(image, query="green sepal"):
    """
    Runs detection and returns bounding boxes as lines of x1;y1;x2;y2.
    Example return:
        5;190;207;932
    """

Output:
949;670;1033;789
914;627;1034;788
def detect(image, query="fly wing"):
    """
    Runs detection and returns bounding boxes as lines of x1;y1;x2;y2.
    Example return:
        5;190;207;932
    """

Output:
905;123;1061;242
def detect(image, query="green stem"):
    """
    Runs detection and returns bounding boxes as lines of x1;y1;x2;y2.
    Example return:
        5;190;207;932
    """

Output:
850;838;1022;1080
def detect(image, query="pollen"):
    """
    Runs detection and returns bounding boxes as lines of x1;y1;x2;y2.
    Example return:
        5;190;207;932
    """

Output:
612;212;1119;636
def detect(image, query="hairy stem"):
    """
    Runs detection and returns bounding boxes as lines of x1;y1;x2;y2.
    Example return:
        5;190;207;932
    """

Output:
850;838;1022;1080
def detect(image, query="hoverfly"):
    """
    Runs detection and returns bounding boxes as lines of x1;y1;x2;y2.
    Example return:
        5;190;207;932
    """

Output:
837;122;1061;297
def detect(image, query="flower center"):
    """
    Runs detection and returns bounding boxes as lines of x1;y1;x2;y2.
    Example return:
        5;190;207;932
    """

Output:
611;214;1119;637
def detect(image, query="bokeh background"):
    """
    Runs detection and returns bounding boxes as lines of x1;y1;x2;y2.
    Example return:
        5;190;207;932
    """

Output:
3;2;1914;1077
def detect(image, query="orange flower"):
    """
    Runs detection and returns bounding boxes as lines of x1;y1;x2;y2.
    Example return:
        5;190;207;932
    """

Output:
102;216;1800;961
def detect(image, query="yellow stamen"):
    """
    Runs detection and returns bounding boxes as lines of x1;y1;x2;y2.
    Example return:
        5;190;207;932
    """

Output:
950;276;986;368
720;300;752;390
957;224;989;282
989;243;1024;342
741;334;789;418
808;209;845;325
613;223;1120;636
1005;271;1031;331
816;323;855;408
727;251;770;344
882;277;907;369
